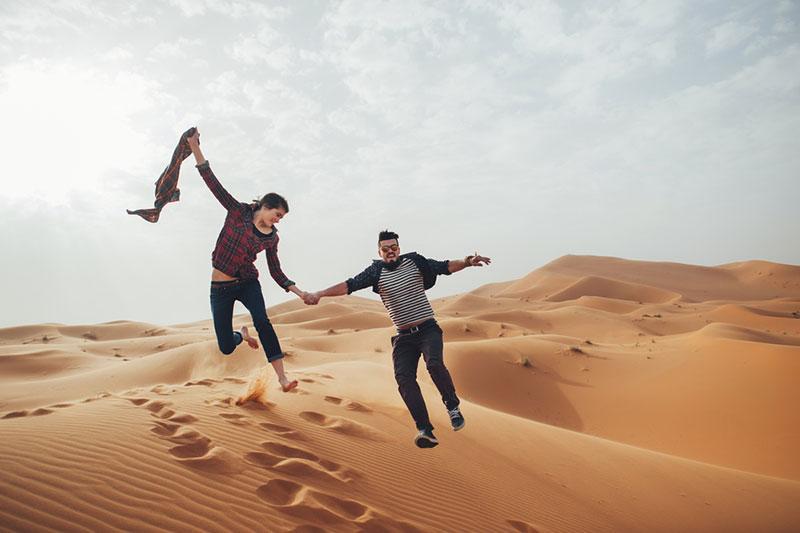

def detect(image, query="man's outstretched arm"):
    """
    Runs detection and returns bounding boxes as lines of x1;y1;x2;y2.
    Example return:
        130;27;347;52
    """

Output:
304;264;379;305
447;253;492;274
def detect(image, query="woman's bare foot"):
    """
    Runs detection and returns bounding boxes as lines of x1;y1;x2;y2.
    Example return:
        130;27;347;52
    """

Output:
241;326;259;349
280;378;298;393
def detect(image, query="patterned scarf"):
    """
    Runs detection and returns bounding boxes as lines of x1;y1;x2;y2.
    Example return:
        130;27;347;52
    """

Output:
126;126;196;223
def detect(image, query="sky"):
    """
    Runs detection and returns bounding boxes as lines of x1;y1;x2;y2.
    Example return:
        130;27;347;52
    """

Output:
0;0;798;328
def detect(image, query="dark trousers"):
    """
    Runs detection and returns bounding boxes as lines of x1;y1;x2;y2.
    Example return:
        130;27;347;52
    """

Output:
209;279;283;362
391;321;459;431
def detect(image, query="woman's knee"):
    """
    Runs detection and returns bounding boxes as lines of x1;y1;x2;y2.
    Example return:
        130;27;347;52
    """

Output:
218;332;241;355
218;342;236;355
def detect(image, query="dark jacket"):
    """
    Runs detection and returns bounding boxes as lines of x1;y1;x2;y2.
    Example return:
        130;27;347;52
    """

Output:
346;252;451;295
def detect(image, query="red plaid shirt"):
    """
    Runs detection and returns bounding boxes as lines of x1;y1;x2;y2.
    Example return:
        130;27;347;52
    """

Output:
197;161;294;290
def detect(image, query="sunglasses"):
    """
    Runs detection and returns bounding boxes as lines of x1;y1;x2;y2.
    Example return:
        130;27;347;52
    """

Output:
380;244;399;253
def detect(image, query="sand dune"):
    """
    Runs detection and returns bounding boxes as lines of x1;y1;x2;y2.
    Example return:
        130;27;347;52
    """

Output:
1;255;799;532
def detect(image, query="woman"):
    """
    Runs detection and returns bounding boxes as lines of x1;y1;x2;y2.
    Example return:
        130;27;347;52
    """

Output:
187;129;300;392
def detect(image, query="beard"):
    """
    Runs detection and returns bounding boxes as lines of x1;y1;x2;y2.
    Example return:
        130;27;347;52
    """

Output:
382;256;400;270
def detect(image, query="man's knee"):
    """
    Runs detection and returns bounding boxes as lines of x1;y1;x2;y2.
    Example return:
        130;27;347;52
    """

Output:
425;355;445;371
394;371;416;387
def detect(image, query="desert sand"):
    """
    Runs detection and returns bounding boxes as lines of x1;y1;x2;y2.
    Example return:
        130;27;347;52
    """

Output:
1;255;799;532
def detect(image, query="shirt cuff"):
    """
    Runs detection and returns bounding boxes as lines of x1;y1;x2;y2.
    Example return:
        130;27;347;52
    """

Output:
282;280;296;292
196;160;210;169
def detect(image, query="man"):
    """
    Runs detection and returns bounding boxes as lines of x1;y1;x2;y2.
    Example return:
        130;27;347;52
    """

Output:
304;230;491;448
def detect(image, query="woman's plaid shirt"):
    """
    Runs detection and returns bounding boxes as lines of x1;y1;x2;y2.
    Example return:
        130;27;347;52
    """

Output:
197;161;294;291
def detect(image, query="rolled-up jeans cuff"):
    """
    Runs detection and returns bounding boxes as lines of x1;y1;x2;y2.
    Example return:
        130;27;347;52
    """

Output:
266;352;283;363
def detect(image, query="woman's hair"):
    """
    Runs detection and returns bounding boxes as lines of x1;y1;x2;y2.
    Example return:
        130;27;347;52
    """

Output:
252;192;289;213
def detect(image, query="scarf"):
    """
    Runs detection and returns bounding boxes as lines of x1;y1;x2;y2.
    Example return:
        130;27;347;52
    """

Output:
126;126;196;223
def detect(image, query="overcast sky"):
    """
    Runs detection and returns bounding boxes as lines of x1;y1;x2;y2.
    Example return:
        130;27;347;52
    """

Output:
0;0;798;328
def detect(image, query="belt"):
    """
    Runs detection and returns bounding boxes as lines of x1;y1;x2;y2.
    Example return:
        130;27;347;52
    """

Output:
396;318;437;335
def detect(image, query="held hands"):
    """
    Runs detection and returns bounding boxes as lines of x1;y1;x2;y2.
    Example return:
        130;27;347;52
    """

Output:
466;252;491;267
301;291;320;305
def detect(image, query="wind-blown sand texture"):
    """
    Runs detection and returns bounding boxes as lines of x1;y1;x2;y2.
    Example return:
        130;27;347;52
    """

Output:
1;255;799;532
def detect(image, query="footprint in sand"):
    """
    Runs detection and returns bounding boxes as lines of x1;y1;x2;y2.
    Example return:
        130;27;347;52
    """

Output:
255;478;365;524
170;440;242;473
148;418;242;473
184;378;218;387
323;396;373;414
259;422;305;439
256;478;421;531
218;413;252;426
168;435;213;458
136;399;198;424
245;441;356;483
168;413;198;424
143;400;176;419
358;516;424;532
150;421;181;437
507;519;545;533
150;384;178;395
256;478;305;506
299;411;386;441
206;397;234;408
303;372;335;380
48;403;73;409
2;408;54;419
244;450;284;468
128;389;240;473
126;398;150;406
223;377;248;384
81;392;112;403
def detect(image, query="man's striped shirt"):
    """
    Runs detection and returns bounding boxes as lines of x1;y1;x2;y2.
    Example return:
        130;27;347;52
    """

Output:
377;258;435;328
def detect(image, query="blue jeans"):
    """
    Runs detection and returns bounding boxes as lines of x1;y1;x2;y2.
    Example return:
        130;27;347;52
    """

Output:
209;279;283;362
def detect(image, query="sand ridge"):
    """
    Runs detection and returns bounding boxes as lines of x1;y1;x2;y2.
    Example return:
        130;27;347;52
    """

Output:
1;255;799;531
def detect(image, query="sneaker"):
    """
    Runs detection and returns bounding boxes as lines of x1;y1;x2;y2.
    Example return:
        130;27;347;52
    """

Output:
448;407;465;431
414;428;439;448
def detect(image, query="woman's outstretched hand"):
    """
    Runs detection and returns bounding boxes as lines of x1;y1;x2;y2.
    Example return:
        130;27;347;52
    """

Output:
187;128;200;148
187;128;206;165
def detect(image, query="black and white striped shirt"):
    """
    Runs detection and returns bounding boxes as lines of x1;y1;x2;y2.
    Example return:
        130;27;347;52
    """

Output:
377;258;435;328
345;252;452;328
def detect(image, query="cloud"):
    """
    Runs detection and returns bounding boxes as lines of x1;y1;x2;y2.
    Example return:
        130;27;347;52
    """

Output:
227;27;297;71
102;46;134;61
0;59;164;204
150;37;202;61
706;19;760;55
168;0;288;20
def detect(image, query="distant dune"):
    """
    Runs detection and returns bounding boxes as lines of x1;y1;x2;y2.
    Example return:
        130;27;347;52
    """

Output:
1;255;799;532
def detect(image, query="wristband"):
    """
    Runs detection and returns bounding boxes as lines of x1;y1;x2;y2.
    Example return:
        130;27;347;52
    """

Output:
464;255;475;266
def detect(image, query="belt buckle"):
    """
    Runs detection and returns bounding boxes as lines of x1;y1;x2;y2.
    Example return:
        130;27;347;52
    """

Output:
409;325;420;334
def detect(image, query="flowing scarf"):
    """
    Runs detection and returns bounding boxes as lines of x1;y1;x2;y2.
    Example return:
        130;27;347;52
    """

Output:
126;127;196;223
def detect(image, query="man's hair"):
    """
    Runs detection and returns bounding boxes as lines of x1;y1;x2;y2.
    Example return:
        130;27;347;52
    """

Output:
252;192;289;213
378;229;398;243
